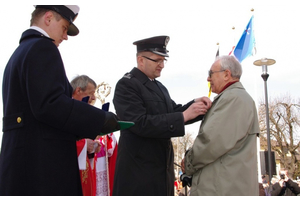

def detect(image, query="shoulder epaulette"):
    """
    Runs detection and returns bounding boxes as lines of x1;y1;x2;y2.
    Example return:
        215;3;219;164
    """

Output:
123;73;133;79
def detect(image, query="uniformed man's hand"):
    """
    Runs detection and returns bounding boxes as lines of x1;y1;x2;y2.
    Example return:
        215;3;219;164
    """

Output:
101;112;120;134
194;96;212;109
183;101;209;122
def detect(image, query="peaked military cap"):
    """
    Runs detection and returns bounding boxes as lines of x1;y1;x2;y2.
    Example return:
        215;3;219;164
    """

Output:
133;36;170;57
35;5;80;36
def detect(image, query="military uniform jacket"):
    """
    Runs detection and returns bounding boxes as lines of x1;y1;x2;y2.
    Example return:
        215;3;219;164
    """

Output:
0;29;107;195
112;67;200;196
185;82;260;196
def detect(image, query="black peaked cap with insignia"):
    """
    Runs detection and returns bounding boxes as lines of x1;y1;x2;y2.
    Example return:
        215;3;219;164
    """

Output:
133;36;170;57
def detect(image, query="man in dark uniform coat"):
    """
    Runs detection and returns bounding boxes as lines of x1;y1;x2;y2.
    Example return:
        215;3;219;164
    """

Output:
112;36;211;196
0;5;119;196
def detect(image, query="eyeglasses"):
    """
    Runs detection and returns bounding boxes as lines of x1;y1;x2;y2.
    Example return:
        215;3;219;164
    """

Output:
142;56;167;65
208;69;225;78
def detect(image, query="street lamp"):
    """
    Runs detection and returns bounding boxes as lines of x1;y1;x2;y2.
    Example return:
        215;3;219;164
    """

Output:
253;58;276;185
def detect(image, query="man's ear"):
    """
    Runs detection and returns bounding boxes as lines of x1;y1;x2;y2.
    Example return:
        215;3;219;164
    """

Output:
224;69;231;80
137;56;144;66
74;87;82;95
44;11;53;26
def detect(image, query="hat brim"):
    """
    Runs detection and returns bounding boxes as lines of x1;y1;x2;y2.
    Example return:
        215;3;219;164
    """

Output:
152;50;169;57
67;24;79;36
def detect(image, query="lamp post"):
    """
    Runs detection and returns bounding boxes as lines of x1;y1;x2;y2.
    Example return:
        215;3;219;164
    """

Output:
253;58;276;185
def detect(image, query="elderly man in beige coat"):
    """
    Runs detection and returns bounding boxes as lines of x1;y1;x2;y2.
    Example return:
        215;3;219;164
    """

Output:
182;55;260;196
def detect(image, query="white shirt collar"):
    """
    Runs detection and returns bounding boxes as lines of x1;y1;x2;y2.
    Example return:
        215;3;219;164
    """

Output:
30;26;50;38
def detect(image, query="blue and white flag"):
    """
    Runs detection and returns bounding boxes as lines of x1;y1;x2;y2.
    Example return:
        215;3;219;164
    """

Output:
233;16;256;63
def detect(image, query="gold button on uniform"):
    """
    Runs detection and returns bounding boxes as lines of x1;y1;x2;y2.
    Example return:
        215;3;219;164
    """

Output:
17;117;22;123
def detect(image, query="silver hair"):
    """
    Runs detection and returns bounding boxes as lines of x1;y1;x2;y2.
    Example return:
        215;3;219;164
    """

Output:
216;55;242;79
70;75;97;93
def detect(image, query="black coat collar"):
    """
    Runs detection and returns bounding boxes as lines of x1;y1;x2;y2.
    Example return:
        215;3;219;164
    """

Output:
20;29;54;44
130;67;166;101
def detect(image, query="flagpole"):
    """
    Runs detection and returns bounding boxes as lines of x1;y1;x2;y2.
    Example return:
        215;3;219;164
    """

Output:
229;27;235;56
216;42;219;57
232;26;235;51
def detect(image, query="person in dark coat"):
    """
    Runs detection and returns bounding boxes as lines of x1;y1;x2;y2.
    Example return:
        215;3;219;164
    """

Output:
0;5;119;196
259;183;266;196
270;169;300;196
112;35;212;196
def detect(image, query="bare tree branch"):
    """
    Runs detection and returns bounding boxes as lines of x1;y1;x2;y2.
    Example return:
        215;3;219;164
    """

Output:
259;94;300;179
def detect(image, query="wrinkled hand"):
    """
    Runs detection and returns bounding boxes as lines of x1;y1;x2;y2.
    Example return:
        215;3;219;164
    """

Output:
181;158;186;173
94;139;101;153
86;138;101;154
101;112;120;134
86;139;95;154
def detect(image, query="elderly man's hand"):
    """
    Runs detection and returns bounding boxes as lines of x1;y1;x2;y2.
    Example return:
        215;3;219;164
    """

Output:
181;158;186;174
86;139;95;154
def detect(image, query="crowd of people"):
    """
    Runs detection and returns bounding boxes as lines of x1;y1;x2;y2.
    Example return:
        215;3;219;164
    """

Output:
0;5;299;196
259;169;300;196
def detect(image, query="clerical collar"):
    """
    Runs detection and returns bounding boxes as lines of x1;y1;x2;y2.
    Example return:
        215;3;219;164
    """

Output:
30;26;50;38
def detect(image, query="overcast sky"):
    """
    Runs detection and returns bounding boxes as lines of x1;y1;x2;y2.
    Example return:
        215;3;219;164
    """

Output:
1;0;300;147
